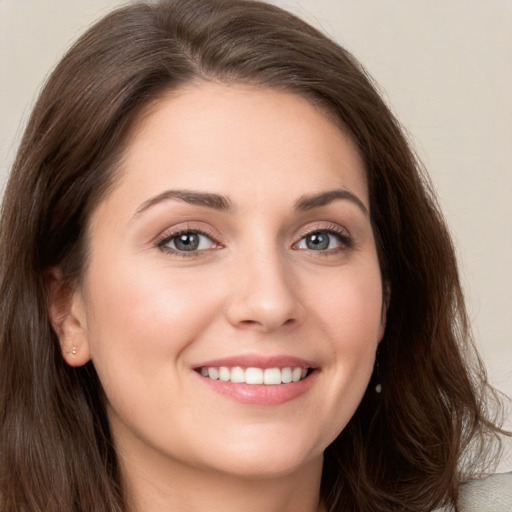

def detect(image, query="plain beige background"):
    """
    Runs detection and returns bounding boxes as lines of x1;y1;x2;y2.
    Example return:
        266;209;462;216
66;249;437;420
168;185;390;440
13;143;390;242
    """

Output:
0;0;511;469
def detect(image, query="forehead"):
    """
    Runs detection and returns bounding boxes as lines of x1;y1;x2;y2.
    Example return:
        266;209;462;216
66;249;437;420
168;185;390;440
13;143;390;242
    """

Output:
99;83;368;218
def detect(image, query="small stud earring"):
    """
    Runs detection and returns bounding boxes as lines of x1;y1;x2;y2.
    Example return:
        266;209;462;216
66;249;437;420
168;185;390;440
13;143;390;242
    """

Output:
374;348;382;394
72;347;77;355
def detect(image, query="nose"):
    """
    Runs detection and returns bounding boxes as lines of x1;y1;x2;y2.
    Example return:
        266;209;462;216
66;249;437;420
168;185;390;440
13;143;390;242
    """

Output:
225;248;304;333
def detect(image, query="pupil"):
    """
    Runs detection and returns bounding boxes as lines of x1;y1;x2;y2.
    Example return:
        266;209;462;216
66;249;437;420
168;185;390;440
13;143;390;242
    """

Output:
175;233;199;251
307;232;329;250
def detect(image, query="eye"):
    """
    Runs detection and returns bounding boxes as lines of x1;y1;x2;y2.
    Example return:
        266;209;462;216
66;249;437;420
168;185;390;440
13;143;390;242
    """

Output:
158;230;219;254
295;230;349;251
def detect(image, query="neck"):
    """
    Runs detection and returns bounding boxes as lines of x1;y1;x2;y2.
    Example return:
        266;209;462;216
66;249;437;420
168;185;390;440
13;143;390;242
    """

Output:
121;448;326;512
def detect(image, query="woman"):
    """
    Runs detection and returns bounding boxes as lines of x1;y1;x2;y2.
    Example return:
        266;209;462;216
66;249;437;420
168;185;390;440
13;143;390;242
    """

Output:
0;1;507;511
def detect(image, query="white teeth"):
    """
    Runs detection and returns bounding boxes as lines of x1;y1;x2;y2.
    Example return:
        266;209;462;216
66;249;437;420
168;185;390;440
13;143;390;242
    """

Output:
230;366;245;383
292;367;302;382
208;367;219;380
245;367;263;384
199;366;310;385
218;366;230;382
263;368;281;385
281;367;292;383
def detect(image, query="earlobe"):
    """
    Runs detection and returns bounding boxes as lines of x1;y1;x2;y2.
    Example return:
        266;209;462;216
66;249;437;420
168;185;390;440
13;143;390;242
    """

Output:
44;268;91;367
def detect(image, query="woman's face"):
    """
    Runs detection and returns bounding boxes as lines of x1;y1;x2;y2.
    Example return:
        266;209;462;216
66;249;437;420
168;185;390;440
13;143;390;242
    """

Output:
63;84;385;479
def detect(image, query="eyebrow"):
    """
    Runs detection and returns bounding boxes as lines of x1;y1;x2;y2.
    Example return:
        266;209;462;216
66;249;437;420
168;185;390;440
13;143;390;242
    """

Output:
294;189;368;215
134;189;233;217
133;187;367;219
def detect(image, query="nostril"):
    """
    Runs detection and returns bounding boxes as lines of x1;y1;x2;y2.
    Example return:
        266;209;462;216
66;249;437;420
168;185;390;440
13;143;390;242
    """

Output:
237;317;297;331
239;320;260;327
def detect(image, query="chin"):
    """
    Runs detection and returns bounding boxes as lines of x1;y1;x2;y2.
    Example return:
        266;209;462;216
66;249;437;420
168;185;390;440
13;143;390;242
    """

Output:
193;432;325;480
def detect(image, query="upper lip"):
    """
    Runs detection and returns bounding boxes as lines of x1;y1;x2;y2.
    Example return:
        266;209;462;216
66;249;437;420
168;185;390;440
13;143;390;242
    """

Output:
194;354;318;370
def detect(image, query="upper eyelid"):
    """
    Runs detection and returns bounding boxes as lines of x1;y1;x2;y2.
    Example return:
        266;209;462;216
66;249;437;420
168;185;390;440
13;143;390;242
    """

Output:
293;223;354;252
158;230;213;246
296;222;351;239
155;224;220;247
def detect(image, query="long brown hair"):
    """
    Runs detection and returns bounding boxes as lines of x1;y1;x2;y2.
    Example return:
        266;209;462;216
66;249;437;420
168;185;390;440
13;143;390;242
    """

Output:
0;1;506;510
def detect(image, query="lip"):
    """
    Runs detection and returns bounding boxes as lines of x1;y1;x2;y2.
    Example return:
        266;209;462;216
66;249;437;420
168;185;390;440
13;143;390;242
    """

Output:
193;353;318;406
194;354;317;370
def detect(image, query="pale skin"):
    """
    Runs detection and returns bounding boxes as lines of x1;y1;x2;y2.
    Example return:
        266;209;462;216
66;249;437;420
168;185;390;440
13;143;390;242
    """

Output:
48;83;386;512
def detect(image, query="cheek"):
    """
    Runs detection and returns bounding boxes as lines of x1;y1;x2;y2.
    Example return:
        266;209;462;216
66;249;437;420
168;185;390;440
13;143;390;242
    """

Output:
304;262;384;346
83;259;224;373
301;263;383;429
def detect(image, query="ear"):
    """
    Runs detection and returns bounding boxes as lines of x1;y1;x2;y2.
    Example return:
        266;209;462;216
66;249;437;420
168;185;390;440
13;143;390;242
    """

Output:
44;268;91;367
379;281;391;342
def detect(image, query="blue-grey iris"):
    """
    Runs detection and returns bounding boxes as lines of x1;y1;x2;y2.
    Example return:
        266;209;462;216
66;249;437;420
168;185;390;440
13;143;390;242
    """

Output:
175;233;200;251
306;232;329;250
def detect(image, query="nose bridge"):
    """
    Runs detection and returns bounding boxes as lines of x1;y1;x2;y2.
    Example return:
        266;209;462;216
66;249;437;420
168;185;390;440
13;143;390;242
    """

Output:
226;231;302;331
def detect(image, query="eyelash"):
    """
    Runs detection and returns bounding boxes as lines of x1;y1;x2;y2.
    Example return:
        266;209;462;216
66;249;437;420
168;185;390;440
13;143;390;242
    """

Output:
156;227;221;258
156;224;352;257
294;225;353;254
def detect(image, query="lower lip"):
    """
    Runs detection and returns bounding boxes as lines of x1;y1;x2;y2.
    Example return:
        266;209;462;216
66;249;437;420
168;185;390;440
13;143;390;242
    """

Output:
196;371;316;406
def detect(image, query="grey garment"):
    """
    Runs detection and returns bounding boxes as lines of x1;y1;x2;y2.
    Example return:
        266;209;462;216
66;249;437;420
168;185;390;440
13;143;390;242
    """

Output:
458;472;512;512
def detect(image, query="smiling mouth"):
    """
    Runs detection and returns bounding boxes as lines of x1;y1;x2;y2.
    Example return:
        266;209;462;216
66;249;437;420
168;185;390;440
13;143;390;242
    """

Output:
197;366;311;385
